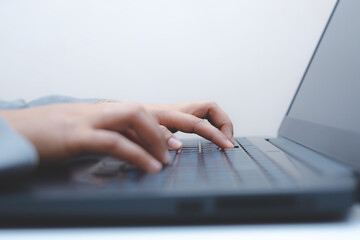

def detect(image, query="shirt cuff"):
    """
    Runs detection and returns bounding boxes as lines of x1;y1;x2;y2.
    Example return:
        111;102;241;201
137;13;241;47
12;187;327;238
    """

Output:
27;95;103;107
0;117;38;176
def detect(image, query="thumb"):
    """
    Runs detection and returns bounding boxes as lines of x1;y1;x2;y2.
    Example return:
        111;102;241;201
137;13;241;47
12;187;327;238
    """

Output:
159;125;183;151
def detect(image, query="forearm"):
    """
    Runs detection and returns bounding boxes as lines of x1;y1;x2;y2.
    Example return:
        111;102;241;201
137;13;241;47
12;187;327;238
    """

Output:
0;95;104;176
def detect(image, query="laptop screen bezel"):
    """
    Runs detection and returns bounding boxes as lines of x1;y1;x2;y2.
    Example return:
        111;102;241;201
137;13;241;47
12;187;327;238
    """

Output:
277;0;360;171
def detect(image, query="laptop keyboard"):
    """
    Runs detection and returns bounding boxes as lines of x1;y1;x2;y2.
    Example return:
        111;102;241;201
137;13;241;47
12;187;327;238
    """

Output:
89;138;296;192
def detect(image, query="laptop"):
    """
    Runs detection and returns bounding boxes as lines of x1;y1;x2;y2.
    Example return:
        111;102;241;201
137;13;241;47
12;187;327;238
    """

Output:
0;0;359;225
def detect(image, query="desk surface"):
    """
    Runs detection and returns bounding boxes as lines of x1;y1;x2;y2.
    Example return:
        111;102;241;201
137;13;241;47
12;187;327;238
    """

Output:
1;205;360;240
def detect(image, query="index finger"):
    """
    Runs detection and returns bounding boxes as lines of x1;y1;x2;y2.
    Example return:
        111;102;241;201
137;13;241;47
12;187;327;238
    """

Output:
158;110;234;149
183;102;234;142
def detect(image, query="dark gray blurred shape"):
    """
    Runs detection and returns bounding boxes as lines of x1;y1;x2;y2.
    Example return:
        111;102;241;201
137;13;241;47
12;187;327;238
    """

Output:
279;0;360;171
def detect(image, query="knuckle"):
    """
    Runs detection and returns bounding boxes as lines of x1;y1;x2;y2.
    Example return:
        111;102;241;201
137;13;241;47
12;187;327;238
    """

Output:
64;134;81;156
100;135;119;152
193;118;207;130
207;101;218;108
130;148;143;160
146;129;164;148
99;103;118;115
224;120;234;130
159;125;167;130
159;125;168;133
126;103;145;118
207;132;216;141
155;128;165;142
197;118;207;125
160;126;172;138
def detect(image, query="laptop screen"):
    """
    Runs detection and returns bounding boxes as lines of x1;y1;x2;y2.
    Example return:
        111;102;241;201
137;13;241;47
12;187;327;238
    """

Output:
278;0;360;170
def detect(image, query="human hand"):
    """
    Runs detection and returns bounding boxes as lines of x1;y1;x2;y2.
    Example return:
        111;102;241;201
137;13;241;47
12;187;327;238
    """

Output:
0;102;169;172
143;101;234;150
0;101;233;173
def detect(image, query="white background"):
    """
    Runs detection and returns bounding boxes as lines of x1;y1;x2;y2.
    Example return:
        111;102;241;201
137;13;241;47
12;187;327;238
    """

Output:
0;0;336;137
2;2;360;239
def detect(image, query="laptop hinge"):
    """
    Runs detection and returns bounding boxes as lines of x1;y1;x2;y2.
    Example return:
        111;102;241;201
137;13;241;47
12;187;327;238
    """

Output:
268;137;353;177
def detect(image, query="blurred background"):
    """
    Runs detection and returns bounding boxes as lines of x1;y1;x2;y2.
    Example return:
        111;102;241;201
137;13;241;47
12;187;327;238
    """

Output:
0;0;336;137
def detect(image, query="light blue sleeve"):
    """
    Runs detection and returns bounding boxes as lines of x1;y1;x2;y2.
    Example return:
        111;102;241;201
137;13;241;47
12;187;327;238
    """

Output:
0;95;102;109
27;95;102;107
0;117;38;176
0;95;104;175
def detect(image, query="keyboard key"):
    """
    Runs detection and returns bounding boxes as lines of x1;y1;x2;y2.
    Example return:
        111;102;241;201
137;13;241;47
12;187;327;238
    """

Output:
99;138;296;192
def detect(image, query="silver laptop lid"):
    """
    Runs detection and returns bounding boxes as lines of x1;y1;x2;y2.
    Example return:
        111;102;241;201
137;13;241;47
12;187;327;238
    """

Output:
278;0;360;171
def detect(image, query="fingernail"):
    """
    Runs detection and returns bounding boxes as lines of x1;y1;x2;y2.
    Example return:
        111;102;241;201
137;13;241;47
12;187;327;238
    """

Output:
225;139;234;148
149;160;162;172
167;137;183;150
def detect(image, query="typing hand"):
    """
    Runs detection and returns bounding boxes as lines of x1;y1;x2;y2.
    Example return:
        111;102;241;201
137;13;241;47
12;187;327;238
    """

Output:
0;102;168;172
144;101;234;150
0;101;233;173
